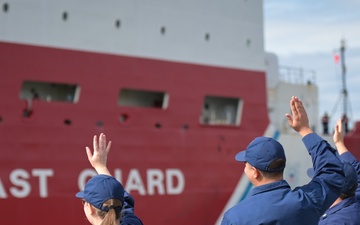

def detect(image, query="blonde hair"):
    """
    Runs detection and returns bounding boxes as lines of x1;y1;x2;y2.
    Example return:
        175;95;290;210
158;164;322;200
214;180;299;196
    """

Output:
94;198;123;225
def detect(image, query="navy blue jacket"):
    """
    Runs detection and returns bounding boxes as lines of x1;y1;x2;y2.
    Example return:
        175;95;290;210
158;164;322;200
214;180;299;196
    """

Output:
121;191;144;225
221;133;346;225
318;151;360;225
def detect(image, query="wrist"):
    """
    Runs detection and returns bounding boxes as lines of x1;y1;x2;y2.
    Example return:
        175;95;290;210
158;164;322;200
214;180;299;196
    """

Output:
298;127;313;137
335;143;348;155
95;165;108;174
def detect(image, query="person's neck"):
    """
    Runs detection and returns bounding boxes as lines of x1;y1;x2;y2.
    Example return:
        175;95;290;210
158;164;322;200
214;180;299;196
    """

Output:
88;214;104;225
329;198;342;208
253;177;283;186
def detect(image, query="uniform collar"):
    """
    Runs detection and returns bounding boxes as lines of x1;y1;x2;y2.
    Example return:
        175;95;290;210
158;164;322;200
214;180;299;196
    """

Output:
320;196;357;220
250;180;290;196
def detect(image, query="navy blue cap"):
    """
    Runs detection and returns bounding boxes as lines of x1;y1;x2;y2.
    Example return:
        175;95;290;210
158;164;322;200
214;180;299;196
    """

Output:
307;162;357;195
76;174;124;211
236;137;286;172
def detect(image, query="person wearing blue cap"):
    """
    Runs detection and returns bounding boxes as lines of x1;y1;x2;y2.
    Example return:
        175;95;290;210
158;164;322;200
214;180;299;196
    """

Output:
76;174;125;225
221;96;346;225
317;118;360;225
83;133;144;225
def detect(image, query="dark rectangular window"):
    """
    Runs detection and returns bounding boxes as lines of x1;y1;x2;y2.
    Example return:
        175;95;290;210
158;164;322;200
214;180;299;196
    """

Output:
19;80;80;103
200;96;242;126
118;89;168;109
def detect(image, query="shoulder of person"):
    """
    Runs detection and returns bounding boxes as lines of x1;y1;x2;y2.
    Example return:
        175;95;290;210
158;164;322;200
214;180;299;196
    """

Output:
121;214;144;225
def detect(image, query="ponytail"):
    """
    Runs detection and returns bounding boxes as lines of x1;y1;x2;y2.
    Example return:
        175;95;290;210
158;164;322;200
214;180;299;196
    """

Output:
96;199;123;225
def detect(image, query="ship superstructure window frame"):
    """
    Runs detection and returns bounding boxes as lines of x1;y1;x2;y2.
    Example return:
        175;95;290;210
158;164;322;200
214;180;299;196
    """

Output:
200;96;242;126
19;80;80;103
118;88;169;109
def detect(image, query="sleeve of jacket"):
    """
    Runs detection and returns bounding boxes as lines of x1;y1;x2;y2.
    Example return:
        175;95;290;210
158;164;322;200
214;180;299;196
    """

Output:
121;214;144;225
220;216;233;225
121;191;144;225
340;151;360;197
122;190;135;214
296;133;345;214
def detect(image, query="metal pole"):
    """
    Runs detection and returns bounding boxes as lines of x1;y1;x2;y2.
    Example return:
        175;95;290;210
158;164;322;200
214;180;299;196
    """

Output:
340;39;347;117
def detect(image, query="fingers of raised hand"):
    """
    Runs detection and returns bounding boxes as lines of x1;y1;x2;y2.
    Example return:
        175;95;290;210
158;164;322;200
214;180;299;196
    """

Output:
99;133;106;150
93;135;98;151
294;97;304;112
290;98;300;117
86;146;93;160
91;133;110;153
337;118;343;133
285;114;292;125
106;141;112;153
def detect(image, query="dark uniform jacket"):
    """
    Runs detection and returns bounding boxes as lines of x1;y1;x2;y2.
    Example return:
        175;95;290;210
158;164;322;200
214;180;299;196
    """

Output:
221;133;346;225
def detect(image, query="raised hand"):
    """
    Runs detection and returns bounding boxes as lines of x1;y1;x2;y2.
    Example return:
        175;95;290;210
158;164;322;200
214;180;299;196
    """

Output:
285;96;312;137
85;133;112;175
333;118;348;155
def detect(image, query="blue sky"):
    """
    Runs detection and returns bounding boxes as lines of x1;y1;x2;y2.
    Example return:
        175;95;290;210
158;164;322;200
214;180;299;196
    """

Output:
264;0;360;129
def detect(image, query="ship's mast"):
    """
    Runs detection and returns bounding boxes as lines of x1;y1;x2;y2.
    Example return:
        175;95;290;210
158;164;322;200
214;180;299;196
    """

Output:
329;39;351;133
340;39;348;117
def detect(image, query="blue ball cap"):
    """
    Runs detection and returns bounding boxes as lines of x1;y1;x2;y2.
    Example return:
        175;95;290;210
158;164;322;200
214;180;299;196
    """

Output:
235;137;286;172
76;174;124;211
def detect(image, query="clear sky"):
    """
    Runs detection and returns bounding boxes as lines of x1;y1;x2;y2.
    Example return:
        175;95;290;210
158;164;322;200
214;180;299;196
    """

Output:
264;0;360;129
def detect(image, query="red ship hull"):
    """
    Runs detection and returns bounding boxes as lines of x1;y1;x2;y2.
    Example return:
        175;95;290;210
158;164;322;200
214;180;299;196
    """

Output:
0;42;269;224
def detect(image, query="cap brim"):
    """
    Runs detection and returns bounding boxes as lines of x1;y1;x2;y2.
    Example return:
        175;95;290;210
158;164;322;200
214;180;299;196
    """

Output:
76;191;85;199
235;150;246;162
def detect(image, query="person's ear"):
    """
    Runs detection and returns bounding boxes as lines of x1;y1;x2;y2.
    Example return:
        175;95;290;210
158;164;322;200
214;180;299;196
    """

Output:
85;202;96;215
252;167;261;179
89;204;96;215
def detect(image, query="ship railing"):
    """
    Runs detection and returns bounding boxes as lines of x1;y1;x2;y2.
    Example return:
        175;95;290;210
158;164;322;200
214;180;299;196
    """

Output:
279;66;316;85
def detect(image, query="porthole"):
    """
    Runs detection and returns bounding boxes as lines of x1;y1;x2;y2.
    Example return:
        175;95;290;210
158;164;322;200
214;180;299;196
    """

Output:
64;119;72;125
62;11;68;21
115;19;121;28
160;26;166;35
205;33;210;41
3;2;9;13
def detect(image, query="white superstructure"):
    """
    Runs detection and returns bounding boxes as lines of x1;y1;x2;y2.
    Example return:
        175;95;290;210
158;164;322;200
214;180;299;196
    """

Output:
0;0;265;71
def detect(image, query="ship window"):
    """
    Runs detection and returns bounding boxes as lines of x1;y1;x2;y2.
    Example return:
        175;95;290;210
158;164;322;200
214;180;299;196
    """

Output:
19;81;80;103
118;89;168;109
200;96;241;126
